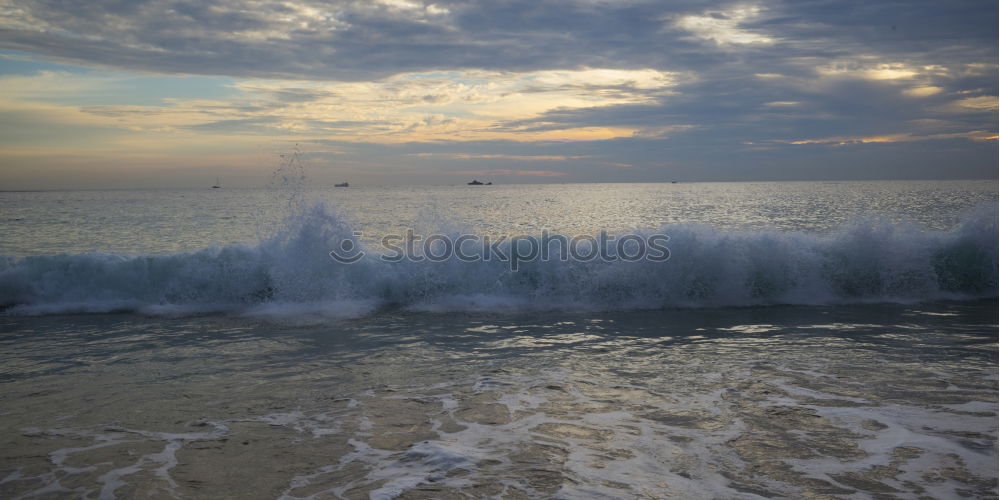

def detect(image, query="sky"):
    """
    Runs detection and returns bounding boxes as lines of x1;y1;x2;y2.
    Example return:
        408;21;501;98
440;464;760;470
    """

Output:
0;0;997;188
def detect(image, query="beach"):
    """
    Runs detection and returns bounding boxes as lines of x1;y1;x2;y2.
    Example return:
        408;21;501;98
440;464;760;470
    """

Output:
3;0;997;496
1;302;996;498
1;181;997;498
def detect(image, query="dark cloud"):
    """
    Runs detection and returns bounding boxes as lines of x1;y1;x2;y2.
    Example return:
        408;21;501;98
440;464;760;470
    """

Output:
301;131;995;183
0;0;991;80
1;0;995;182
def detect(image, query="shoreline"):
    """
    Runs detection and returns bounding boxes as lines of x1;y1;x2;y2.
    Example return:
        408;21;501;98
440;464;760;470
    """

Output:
1;300;996;498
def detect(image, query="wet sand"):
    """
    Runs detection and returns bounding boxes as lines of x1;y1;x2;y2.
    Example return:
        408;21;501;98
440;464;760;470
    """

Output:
1;301;997;498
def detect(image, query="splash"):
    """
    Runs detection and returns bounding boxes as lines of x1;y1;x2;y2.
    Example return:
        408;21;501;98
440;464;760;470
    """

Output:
0;202;996;318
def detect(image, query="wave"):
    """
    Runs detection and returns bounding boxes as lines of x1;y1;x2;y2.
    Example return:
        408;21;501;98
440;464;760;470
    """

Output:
1;203;996;318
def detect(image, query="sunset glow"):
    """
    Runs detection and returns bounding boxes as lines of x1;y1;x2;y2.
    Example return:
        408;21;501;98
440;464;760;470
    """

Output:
0;0;995;187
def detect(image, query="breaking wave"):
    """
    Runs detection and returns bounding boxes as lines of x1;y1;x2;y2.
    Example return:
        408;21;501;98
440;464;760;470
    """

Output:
1;203;996;318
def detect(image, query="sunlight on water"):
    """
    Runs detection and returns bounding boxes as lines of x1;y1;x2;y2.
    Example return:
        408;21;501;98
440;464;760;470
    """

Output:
0;180;995;257
0;303;996;499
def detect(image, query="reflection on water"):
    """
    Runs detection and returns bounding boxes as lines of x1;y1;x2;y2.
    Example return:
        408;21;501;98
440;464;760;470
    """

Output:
1;180;995;256
0;301;996;498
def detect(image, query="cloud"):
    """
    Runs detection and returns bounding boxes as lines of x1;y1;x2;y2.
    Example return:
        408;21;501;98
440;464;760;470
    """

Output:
776;130;997;145
0;69;121;101
455;169;569;177
1;66;679;143
0;0;995;186
903;86;943;98
1;0;988;82
673;4;776;46
936;95;999;113
412;153;589;161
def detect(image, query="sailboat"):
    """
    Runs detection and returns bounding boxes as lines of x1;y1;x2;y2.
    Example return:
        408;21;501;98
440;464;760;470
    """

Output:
212;177;221;189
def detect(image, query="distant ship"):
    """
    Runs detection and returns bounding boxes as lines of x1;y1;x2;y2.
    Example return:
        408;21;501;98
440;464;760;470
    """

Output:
467;180;492;185
334;182;349;187
212;177;221;189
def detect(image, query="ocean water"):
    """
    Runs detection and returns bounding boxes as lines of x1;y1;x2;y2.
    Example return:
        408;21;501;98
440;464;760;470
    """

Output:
0;180;997;498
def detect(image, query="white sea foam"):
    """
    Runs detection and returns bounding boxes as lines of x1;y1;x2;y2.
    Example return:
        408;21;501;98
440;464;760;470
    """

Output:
16;423;230;499
785;401;998;495
1;202;995;317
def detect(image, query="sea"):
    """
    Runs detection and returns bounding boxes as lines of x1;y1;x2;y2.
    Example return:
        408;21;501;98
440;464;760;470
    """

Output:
0;178;997;499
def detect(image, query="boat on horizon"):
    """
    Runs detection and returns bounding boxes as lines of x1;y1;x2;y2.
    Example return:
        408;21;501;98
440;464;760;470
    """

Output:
467;180;492;185
212;177;221;189
334;182;349;187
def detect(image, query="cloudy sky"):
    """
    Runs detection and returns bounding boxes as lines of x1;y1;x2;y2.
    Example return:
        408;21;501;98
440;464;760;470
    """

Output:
0;0;996;188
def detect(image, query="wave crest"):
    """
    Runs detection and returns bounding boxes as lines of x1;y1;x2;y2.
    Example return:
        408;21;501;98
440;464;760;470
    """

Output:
1;203;996;317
